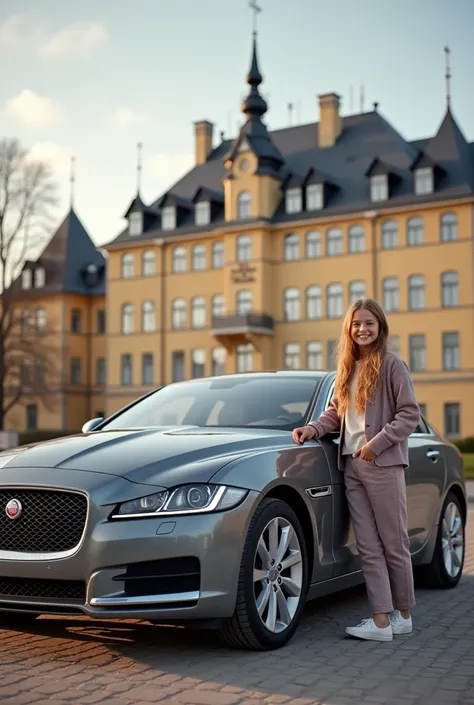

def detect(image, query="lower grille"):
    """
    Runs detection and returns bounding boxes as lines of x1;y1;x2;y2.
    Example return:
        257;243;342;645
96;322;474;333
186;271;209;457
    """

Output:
114;557;200;597
0;577;86;601
0;489;87;553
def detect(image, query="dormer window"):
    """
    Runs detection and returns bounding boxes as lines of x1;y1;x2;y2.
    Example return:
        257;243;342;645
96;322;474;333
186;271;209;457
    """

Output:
129;211;143;236
162;205;176;231
195;201;210;226
285;188;302;214
22;269;32;290
306;184;323;211
34;267;45;288
370;174;388;202
414;167;434;195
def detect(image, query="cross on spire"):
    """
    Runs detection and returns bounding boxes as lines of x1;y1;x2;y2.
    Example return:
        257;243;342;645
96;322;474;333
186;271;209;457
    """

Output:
136;142;143;193
444;45;452;108
249;0;262;37
69;155;76;208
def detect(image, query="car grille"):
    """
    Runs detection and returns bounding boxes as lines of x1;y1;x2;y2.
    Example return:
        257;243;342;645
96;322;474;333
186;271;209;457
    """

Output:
0;489;88;553
0;577;86;601
114;557;201;597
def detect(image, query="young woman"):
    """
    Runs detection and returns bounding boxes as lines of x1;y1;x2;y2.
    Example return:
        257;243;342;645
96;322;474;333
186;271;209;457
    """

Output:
293;298;420;642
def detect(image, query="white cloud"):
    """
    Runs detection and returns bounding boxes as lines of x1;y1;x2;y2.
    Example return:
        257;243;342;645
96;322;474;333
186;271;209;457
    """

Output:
149;153;194;190
39;22;107;59
27;142;74;175
113;107;149;128
0;14;40;49
4;89;61;125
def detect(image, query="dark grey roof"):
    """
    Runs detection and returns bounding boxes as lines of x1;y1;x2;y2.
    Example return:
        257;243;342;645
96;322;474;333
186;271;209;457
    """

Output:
106;104;474;247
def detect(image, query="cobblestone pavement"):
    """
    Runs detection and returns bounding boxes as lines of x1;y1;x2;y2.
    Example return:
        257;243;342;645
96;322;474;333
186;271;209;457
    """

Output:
0;508;473;705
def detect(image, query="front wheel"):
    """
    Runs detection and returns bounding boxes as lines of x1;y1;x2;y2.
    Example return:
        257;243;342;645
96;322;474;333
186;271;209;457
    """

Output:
218;498;308;650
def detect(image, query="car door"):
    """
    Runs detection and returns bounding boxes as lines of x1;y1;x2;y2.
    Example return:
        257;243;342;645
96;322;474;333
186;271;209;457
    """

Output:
405;417;446;554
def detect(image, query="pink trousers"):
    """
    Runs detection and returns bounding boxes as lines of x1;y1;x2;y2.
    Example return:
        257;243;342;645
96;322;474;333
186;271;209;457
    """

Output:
344;456;416;614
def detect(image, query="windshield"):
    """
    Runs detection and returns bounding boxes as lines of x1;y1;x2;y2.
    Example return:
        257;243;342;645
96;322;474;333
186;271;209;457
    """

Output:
101;376;319;431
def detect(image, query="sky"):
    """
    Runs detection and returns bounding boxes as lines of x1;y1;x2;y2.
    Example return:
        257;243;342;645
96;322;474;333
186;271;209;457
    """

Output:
1;0;473;248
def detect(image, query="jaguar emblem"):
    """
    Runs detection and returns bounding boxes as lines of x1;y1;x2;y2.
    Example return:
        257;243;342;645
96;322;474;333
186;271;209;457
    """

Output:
5;498;22;520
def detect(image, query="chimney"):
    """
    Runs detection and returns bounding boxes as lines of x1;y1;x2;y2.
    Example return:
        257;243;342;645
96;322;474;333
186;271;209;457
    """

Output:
194;120;214;165
318;93;342;148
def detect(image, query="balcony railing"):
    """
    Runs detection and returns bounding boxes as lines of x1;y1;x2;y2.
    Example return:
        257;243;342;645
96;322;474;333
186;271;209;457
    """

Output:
211;311;274;335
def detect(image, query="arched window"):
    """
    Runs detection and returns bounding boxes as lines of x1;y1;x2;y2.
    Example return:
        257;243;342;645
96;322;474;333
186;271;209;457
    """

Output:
408;274;425;310
191;349;206;378
121;253;134;279
172;298;187;329
383;277;399;312
142;300;156;332
236;234;252;262
192;244;206;271
441;271;459;307
348;225;365;253
191;296;206;328
142;250;156;276
381;220;398;249
34;267;45;288
35;308;47;334
212;348;226;376
284;343;301;370
284;288;300;321
121;303;134;334
237;191;252;219
349;280;366;304
327;283;343;318
172;246;186;273
306;286;322;320
327;228;343;256
211;294;225;318
236;343;253;372
306;342;323;370
283;234;300;261
440;213;458;242
306;231;321;258
212;241;225;268
236;290;252;315
407;216;424;246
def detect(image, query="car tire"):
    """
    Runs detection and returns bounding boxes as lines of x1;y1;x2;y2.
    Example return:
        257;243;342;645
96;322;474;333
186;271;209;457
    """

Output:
218;497;308;651
416;491;465;589
0;612;39;627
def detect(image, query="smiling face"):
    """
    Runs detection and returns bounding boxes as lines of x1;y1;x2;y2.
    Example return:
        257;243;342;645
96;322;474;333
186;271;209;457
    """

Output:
350;306;380;353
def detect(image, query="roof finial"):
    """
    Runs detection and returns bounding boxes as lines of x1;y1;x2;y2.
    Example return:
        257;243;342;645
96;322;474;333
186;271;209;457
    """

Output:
444;45;451;108
360;84;365;113
136;142;143;194
69;155;76;208
249;0;262;38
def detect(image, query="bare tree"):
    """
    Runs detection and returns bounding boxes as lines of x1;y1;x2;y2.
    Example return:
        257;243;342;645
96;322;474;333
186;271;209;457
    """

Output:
0;138;59;430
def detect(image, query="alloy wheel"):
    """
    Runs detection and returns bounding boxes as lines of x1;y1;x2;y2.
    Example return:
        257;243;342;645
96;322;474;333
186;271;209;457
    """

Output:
441;501;464;578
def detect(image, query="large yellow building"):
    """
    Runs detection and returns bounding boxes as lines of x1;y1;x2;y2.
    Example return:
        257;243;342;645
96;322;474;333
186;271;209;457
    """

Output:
8;37;474;440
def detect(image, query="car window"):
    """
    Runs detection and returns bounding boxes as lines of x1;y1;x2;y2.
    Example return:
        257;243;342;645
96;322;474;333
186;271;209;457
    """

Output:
101;377;319;432
413;417;430;434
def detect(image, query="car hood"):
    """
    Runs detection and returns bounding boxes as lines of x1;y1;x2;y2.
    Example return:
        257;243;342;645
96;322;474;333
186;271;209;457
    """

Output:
0;426;290;487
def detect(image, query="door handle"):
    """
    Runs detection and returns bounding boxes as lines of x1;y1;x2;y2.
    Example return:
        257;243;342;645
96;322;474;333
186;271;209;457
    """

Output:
426;449;440;461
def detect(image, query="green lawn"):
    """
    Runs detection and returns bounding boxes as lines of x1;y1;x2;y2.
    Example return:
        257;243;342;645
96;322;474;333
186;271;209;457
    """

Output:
463;454;474;480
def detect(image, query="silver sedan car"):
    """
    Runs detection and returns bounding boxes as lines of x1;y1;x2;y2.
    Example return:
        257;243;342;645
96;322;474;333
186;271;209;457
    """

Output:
0;372;467;650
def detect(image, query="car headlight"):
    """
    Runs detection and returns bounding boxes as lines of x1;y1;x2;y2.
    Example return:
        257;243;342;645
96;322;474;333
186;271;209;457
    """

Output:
111;484;248;519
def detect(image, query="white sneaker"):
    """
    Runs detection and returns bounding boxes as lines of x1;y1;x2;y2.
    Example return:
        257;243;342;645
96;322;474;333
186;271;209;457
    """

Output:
345;618;393;642
390;610;413;634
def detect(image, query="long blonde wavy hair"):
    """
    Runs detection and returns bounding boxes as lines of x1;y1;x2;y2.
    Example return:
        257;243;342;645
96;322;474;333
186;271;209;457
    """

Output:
334;298;389;418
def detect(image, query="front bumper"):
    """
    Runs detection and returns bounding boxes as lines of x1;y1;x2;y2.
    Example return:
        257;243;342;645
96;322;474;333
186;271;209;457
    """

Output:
0;489;261;622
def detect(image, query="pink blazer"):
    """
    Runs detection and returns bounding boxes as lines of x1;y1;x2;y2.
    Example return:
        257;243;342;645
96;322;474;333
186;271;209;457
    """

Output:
308;353;421;469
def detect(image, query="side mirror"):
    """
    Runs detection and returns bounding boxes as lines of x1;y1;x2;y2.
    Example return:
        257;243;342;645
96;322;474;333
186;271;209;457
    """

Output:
82;417;104;434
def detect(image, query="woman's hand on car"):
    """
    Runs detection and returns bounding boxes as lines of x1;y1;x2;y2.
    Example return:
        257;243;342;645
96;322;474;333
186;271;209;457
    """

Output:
292;425;316;445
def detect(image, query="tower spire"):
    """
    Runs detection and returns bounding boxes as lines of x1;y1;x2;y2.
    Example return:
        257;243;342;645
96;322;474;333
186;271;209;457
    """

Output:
69;155;76;209
444;45;452;109
136;142;143;194
241;32;267;119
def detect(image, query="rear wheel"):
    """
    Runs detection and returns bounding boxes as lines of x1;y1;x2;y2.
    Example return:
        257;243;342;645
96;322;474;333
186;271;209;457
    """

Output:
218;498;308;650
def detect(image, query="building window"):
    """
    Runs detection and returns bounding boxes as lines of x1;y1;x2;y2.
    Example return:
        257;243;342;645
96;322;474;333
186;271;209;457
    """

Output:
381;220;398;249
284;234;300;261
34;267;45;288
306;184;323;211
284;288;300;321
191;349;206;378
212;241;224;268
22;269;32;289
211;294;225;318
142;250;156;276
307;342;323;370
348;225;365;253
97;309;106;333
370;174;388;202
440;212;458;242
236;343;253;372
349;280;366;304
212;348;226;376
442;332;460;371
172;298;186;329
327;340;337;371
121;303;134;334
26;403;37;431
327;283;343;318
142;300;156;332
306;231;321;258
191;296;206;328
142;353;154;385
285;188;302;214
387;335;401;355
444;403;460;438
409;334;426;372
172;351;185;382
236;290;252;315
192;244;206;271
96;357;106;386
414;167;433;195
129;211;143;236
162;205;176;231
327;228;343;256
121;253;134;278
408;275;425;311
71;309;82;333
237;191;251;219
441;271;459;307
306;286;322;320
20;359;32;389
172;246;186;273
236;234;252;262
195;201;210;226
383;277;399;312
407;216;424;246
21;310;31;336
70;357;82;385
36;309;47;334
284;343;301;370
121;354;132;386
